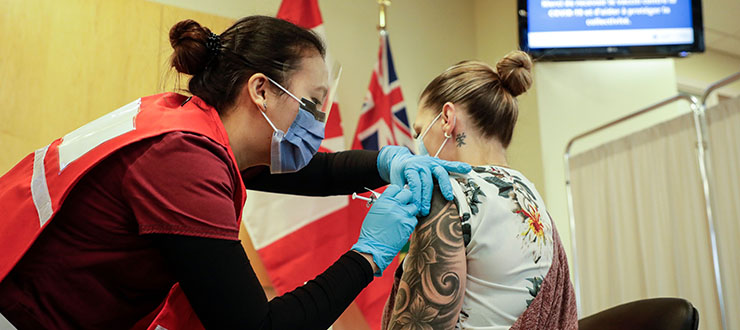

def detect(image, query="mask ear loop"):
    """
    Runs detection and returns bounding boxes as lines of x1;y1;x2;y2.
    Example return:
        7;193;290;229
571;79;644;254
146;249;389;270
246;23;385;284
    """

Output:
433;133;450;158
419;112;443;141
259;108;279;132
263;76;307;133
265;76;305;106
432;111;456;158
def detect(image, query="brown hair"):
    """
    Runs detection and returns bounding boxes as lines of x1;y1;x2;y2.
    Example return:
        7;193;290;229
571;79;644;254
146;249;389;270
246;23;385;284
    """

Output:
169;16;325;112
420;50;533;148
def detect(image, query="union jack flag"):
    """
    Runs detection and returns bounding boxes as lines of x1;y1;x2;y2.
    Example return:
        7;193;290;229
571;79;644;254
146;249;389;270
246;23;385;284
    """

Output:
352;30;415;152
344;31;414;328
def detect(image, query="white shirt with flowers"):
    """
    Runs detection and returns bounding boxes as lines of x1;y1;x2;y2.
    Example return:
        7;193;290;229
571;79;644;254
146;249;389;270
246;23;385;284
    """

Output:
449;166;554;330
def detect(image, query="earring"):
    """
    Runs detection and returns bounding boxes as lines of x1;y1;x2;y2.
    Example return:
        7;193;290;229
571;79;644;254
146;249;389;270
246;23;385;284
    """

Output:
444;132;452;139
263;102;267;110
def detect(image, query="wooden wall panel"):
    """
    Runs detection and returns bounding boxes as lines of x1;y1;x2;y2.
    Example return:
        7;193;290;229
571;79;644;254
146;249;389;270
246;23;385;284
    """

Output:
0;0;160;172
0;0;240;173
0;0;277;306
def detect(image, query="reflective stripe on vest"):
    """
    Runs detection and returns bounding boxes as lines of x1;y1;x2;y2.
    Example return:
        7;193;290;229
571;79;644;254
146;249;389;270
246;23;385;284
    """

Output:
31;144;53;227
0;93;246;282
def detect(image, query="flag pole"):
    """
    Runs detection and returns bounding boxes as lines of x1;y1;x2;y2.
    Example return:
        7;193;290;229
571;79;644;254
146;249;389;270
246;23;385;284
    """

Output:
378;0;391;32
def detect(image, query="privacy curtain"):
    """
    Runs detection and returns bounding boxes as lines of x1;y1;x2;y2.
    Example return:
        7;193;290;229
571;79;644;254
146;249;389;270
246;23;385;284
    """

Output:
567;98;739;330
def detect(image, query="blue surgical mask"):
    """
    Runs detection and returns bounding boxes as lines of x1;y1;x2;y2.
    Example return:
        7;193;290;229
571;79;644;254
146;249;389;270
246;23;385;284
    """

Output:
415;111;449;158
260;78;326;174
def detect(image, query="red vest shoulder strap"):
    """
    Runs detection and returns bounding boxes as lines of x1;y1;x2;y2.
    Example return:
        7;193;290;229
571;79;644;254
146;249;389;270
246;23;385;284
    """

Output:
0;93;246;281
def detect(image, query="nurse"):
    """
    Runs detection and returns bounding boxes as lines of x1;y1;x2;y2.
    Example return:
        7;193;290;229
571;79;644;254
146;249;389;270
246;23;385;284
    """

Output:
0;16;470;329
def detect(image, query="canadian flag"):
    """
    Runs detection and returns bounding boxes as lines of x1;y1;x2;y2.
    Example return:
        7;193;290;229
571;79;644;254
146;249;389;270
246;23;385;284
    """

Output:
241;1;397;329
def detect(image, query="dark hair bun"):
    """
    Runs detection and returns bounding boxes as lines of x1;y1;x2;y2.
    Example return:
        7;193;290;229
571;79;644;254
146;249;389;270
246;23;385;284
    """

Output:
496;50;533;97
169;19;213;75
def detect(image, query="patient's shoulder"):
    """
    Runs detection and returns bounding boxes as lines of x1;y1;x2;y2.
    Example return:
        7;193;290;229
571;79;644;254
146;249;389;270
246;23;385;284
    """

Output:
388;184;467;330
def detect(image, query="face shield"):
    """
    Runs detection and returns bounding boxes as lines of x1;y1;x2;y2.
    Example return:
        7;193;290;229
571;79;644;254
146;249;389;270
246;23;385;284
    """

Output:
265;62;342;126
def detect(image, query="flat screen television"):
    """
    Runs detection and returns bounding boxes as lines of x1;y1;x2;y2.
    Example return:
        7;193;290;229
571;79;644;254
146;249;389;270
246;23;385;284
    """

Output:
518;0;705;60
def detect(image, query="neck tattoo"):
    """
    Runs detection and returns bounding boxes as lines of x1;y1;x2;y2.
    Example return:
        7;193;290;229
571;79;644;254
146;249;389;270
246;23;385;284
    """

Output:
455;132;467;147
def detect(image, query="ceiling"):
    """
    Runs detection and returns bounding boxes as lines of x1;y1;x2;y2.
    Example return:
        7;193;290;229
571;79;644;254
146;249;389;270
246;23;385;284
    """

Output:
702;0;740;57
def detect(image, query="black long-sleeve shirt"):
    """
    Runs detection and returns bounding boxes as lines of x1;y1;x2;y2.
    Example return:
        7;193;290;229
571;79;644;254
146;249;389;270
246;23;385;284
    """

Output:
241;150;386;195
154;150;387;329
155;237;373;330
0;132;387;330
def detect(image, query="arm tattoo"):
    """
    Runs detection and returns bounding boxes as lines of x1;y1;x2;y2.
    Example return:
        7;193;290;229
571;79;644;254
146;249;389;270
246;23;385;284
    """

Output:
455;133;466;147
388;189;466;330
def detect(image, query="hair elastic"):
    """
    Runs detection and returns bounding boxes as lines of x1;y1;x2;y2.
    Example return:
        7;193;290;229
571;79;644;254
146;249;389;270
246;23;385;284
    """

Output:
206;32;222;55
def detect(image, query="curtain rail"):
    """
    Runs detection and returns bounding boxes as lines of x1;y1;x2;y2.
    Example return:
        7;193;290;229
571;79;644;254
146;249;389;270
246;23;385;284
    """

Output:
701;71;740;106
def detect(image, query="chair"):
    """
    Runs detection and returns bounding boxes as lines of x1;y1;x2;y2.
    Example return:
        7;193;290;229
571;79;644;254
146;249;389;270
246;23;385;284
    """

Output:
578;298;699;330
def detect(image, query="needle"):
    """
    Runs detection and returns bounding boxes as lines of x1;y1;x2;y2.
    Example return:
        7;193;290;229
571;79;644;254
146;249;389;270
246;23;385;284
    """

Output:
364;187;381;198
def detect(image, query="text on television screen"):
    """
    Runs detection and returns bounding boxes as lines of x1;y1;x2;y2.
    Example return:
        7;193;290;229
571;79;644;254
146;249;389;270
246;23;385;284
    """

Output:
527;0;694;48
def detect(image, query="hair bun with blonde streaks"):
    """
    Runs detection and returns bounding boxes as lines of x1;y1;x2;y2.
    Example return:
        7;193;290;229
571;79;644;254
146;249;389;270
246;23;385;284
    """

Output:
495;50;533;97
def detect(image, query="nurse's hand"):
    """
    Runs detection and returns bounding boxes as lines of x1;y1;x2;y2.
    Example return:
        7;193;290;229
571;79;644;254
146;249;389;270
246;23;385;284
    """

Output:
377;145;471;216
351;185;419;276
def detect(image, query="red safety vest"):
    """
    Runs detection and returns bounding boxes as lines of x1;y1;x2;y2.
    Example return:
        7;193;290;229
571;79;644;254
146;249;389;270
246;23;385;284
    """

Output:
0;93;245;329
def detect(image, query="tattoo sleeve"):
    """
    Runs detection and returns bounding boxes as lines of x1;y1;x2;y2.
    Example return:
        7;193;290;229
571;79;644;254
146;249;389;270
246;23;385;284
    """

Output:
387;188;467;330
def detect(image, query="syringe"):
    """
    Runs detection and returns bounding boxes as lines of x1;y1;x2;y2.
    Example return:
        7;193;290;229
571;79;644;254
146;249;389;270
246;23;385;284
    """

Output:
351;187;381;207
351;192;373;202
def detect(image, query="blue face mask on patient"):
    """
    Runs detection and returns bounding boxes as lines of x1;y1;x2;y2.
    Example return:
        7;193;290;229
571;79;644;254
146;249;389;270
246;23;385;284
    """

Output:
260;78;326;174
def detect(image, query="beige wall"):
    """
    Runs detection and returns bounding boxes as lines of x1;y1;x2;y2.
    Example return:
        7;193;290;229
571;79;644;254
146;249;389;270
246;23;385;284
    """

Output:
533;59;680;296
150;0;479;148
0;0;237;174
674;49;740;101
470;0;739;322
473;0;546;197
470;0;682;269
0;0;480;174
471;0;739;277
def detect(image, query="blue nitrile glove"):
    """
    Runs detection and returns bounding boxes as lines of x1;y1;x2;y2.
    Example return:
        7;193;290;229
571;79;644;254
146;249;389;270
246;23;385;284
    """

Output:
351;185;419;276
377;145;472;216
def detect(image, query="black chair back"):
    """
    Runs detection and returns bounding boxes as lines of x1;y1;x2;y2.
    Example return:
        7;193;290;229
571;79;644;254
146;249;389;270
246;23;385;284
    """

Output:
578;298;699;330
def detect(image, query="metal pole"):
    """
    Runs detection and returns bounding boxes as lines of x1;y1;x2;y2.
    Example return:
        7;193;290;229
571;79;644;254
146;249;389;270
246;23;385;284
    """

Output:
563;152;582;316
701;71;740;106
378;0;391;31
691;98;728;330
696;71;740;330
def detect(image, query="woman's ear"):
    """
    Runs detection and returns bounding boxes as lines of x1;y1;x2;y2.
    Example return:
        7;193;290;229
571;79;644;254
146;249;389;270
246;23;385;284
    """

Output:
244;73;269;112
441;102;457;137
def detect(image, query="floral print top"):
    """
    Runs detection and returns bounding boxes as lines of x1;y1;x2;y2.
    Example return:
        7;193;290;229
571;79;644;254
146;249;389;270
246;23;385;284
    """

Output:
450;166;554;329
